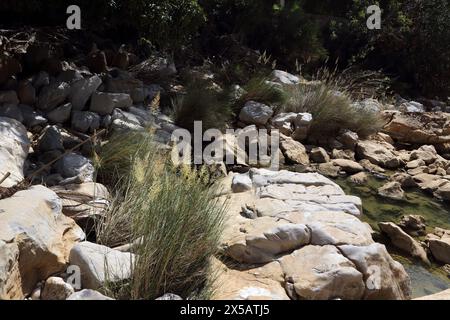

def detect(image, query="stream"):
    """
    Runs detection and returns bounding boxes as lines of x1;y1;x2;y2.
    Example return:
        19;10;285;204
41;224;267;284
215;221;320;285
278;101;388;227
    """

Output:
335;175;450;298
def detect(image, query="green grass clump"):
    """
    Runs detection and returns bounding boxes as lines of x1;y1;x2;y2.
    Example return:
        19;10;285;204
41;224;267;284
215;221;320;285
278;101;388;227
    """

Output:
96;132;226;299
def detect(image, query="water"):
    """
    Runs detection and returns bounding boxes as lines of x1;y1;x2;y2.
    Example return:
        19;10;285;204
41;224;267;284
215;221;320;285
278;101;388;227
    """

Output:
335;175;450;298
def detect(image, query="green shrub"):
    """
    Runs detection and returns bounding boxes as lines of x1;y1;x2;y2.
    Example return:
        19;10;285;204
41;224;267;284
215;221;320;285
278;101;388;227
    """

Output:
96;132;226;299
282;81;383;138
172;80;233;132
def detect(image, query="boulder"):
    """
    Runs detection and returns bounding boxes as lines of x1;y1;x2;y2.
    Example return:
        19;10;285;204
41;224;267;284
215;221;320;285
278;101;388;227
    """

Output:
356;140;401;169
398;215;426;237
54;153;95;183
17;81;36;105
0;186;85;299
339;244;411;300
378;222;429;264
51;182;110;222
378;182;405;200
270;70;300;85
90;92;133;115
309;147;330;163
20;105;48;129
231;173;253;193
69;241;135;290
428;238;450;264
41;277;74;300
239;101;274;125
69;76;102;110
0;117;30;187
410;145;438;165
37;82;71;111
280;136;310;165
332;159;364;174
36;125;64;152
271;112;296;135
280;245;365;300
71;111;100;133
0;104;23;122
212;259;289;300
349;172;368;185
292;113;312;141
46;103;72;124
337;130;359;150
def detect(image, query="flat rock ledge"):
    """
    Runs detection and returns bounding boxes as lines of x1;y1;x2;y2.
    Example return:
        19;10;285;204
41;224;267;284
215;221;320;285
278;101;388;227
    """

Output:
213;169;412;300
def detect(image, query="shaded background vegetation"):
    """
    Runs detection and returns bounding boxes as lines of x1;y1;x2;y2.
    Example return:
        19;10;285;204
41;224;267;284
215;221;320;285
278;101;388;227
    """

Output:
1;0;449;97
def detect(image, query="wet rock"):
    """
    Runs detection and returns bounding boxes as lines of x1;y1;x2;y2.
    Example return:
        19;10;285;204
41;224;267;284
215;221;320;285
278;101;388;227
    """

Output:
378;182;405;200
378;222;430;264
398;215;426;237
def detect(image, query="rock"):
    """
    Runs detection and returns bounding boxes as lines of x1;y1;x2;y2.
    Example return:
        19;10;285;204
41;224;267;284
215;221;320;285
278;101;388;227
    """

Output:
0;186;85;299
20;105;48;128
41;277;74;300
339;244;411;300
37;82;71;111
51;182;110;222
317;162;340;178
30;286;42;300
46;102;72;124
414;289;450;300
406;159;426;169
0;103;23;122
231;173;253;193
332;159;364;174
104;76;146;103
391;173;417;188
359;159;386;174
383;112;450;145
435;184;450;201
280;136;310;165
69;76;102;110
398;215;426;237
271;112;296;135
331;149;355;161
0;117;30;187
378;182;405;200
212;259;289;300
352;98;382;113
54;153;95;183
130;55;177;81
37;125;64;152
410;145;438;165
309;147;330;163
71;111;100;133
69;241;135;290
90;92;133;115
356;140;401;169
17;81;36;105
429;238;450;264
292;113;312;141
280;245;365;300
239;101;274;125
349;172;368;185
156;293;183;300
67;289;114;300
223;217;311;263
378;222;430;264
0;90;19;105
270;70;300;85
400;101;425;113
337;130;359;150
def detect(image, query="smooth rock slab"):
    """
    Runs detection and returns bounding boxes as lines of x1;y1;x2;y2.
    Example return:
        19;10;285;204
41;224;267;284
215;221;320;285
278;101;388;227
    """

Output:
280;245;365;300
69;241;135;290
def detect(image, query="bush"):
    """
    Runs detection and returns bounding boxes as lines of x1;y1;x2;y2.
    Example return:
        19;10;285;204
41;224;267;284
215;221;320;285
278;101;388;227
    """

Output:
281;78;383;138
172;80;233;132
96;132;226;299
